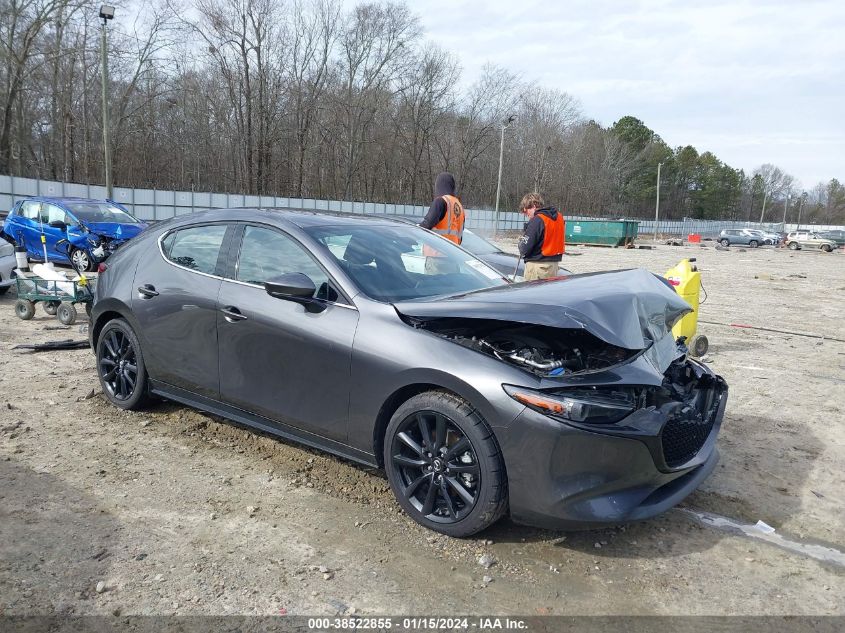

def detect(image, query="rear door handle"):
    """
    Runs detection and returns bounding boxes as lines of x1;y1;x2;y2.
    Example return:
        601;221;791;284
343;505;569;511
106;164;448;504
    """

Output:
137;284;159;298
220;306;247;322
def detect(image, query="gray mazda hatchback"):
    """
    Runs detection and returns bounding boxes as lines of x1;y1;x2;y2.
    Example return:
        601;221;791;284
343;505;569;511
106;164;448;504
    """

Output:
90;209;728;536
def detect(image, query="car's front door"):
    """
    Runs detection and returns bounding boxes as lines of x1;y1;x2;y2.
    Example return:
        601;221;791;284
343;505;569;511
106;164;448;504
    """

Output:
131;223;231;399
216;224;359;443
39;203;72;262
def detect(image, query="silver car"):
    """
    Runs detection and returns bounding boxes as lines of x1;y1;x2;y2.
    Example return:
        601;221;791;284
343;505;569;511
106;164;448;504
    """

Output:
0;239;17;295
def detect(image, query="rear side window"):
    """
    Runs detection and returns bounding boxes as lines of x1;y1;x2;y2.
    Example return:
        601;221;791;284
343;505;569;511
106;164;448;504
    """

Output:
162;225;228;275
20;201;40;219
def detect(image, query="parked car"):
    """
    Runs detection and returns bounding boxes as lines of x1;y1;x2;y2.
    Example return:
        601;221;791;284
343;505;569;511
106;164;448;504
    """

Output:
717;228;766;247
2;197;147;271
745;228;782;245
0;239;15;294
784;231;837;252
816;229;845;247
90;209;727;536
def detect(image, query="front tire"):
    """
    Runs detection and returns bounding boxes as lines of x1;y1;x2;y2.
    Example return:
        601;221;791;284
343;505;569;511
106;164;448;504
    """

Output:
788;242;799;250
720;239;730;247
822;244;833;252
749;240;758;248
96;319;150;410
384;391;508;537
70;248;94;272
56;302;77;325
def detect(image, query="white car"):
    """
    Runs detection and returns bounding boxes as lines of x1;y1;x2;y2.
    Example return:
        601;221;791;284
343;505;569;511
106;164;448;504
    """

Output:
0;239;16;294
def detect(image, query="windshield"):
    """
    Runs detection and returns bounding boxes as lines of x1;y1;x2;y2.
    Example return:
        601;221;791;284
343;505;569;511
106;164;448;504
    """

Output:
66;202;141;224
459;230;500;255
304;223;508;302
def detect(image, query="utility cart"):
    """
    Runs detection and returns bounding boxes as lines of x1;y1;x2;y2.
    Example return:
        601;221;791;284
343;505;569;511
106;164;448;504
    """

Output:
13;269;95;326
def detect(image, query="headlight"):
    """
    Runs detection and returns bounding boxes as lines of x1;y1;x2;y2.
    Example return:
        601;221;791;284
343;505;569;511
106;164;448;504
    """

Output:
503;385;634;425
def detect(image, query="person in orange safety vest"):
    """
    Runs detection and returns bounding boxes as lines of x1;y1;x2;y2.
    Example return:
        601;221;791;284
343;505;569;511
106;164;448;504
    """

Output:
420;172;465;274
517;192;565;281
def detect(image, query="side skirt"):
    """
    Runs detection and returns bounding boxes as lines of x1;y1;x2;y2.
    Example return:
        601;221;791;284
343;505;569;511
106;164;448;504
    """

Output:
149;380;379;469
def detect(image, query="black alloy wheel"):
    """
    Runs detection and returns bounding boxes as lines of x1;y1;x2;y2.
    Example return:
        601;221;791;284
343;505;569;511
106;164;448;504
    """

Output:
96;319;150;410
384;391;507;537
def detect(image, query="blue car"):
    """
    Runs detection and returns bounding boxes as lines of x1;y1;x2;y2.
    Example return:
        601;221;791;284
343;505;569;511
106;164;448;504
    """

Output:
2;197;147;271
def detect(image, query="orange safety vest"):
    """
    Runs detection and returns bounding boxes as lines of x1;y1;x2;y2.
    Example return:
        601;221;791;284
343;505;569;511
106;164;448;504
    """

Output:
424;195;465;257
539;213;565;256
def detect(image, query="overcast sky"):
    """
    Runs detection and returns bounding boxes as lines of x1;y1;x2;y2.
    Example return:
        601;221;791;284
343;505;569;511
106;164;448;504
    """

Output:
410;0;844;188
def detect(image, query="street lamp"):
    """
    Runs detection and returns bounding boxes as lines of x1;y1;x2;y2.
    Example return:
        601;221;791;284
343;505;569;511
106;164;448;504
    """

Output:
493;114;517;237
99;5;115;198
653;162;663;243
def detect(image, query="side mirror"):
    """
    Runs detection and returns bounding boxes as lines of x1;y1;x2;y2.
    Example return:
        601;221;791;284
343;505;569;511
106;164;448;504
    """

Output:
48;220;68;230
264;273;325;313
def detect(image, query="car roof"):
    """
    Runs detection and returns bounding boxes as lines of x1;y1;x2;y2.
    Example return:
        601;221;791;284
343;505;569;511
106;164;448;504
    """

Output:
17;196;116;207
179;207;417;229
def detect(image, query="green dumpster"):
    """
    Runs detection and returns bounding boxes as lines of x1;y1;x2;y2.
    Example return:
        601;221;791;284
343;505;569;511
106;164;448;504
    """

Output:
565;220;639;247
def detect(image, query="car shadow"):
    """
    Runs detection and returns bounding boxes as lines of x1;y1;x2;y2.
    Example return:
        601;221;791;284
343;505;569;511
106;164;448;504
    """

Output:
0;457;123;614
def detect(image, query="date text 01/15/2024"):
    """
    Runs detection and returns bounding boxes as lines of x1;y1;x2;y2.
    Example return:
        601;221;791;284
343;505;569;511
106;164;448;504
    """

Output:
306;617;529;630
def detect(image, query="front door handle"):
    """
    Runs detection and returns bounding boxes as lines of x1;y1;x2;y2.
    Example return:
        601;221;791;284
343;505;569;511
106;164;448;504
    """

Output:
137;284;159;298
220;306;247;322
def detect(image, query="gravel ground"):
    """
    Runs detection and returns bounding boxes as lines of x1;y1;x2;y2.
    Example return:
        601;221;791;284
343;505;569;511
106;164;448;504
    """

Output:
0;241;843;616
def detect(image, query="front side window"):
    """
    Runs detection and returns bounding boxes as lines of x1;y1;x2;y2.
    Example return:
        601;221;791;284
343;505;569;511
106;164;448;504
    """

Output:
162;224;228;275
41;204;70;225
236;226;337;301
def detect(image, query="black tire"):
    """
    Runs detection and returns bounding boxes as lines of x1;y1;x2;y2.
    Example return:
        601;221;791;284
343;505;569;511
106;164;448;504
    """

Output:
384;391;508;537
15;299;35;320
85;301;93;318
43;300;60;316
749;240;758;248
788;242;799;250
720;239;730;247
822;244;832;253
0;285;8;296
96;318;151;410
70;248;94;272
690;334;709;357
57;302;77;325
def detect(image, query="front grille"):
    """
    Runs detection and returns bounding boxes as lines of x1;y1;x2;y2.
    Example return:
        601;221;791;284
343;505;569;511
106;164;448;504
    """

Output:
660;409;716;467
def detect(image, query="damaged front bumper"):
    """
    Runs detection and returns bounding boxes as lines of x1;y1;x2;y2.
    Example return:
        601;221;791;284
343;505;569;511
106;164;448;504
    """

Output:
497;358;728;529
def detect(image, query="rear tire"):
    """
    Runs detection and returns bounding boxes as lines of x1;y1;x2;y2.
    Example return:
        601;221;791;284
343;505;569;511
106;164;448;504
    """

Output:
822;244;832;253
15;299;35;320
720;239;730;247
96;318;151;410
788;242;799;250
43;301;60;316
384;391;508;537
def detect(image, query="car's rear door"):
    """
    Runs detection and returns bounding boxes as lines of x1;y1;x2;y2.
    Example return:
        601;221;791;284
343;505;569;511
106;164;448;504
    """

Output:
131;222;231;399
216;223;358;443
9;201;42;258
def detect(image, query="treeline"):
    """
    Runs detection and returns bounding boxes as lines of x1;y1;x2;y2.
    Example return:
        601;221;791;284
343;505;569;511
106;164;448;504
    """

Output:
1;0;843;224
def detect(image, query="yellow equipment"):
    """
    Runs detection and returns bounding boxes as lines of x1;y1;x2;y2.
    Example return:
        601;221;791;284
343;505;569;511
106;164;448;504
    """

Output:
664;257;708;357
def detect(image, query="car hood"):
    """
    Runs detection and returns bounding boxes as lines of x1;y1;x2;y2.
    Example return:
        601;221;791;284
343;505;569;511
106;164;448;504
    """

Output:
394;268;692;372
83;222;147;240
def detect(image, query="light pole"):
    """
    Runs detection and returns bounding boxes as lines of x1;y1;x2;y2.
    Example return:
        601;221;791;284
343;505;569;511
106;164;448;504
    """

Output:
99;5;115;198
781;193;789;226
494;114;517;237
653;162;662;243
